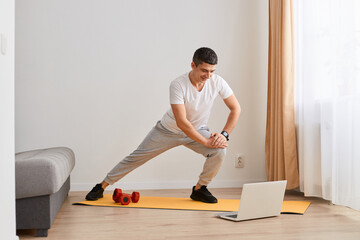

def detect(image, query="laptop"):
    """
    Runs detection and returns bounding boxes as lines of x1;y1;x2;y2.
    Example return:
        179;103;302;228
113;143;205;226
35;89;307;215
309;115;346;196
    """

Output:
216;180;287;222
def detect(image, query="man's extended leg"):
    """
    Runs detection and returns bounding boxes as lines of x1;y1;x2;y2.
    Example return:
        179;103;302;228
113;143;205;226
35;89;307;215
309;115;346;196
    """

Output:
85;121;183;200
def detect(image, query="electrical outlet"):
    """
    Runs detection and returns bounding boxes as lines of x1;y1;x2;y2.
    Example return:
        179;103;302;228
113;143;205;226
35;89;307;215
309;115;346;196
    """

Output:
235;153;245;168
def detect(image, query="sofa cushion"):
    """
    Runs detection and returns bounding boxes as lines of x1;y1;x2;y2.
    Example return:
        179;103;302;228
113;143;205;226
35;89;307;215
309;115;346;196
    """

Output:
15;147;75;199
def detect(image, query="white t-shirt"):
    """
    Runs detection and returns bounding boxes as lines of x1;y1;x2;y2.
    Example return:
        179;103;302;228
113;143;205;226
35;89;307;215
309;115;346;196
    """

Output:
160;72;233;133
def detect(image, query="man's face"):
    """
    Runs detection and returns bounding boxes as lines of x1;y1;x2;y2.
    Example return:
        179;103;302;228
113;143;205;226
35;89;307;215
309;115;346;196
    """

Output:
191;62;217;83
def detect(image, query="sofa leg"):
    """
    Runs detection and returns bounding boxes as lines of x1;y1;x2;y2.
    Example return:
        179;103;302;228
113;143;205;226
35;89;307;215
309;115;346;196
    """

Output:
36;229;48;237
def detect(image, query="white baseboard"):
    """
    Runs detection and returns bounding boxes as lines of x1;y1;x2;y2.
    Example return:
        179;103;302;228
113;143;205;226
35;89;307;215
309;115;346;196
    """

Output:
70;179;267;191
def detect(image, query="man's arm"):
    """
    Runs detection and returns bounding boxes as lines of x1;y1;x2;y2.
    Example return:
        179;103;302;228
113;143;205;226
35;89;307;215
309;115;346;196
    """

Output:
171;104;227;149
222;94;241;134
210;94;241;146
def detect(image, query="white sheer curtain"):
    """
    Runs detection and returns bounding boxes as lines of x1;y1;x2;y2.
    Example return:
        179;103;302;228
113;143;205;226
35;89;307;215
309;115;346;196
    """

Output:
295;0;360;210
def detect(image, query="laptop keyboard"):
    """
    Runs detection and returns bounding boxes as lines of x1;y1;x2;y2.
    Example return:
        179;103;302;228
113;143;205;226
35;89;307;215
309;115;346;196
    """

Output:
228;214;238;218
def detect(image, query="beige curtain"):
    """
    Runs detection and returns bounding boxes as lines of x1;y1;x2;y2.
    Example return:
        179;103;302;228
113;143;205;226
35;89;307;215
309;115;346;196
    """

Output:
266;0;299;190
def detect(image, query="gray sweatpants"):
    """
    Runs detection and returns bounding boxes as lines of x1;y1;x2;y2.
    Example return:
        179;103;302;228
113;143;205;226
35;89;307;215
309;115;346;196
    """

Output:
103;121;226;186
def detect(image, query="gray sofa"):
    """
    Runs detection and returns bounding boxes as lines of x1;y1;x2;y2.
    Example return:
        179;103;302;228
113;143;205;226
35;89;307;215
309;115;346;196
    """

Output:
15;147;75;237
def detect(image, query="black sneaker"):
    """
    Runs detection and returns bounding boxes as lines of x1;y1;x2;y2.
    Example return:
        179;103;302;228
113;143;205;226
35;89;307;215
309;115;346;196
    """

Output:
85;184;104;201
190;185;218;203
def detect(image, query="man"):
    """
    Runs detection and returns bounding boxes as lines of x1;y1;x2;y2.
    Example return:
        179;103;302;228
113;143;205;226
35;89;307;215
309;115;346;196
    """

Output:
86;47;241;203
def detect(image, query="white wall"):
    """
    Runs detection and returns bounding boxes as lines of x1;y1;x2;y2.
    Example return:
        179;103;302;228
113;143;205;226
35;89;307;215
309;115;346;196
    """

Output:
0;0;17;239
15;0;268;191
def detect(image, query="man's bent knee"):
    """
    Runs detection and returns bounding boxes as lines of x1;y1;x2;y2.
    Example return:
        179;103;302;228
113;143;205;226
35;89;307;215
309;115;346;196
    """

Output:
210;147;227;160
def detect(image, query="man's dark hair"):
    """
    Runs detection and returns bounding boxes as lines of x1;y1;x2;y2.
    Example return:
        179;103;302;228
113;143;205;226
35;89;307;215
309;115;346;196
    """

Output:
192;47;218;66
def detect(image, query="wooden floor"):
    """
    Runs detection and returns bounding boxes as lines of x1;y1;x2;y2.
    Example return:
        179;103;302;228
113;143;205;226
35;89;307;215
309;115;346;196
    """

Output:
17;188;360;240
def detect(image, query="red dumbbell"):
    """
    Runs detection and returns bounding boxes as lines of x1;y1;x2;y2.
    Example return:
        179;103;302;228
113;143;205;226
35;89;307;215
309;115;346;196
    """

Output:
112;188;140;205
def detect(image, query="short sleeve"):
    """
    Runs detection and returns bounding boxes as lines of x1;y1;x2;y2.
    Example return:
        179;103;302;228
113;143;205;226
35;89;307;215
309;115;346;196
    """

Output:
218;76;233;99
169;80;184;104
